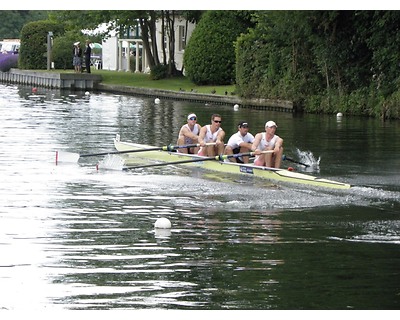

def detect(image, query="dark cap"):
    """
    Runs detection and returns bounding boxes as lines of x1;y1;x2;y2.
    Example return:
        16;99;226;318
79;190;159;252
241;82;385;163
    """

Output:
238;121;249;128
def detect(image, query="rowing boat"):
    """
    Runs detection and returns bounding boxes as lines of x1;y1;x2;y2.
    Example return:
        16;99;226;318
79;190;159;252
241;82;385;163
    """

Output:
113;134;351;190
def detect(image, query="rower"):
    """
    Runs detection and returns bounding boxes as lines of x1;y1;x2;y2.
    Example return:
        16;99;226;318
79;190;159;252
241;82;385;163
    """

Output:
197;113;225;157
251;120;284;168
176;113;202;154
224;121;255;163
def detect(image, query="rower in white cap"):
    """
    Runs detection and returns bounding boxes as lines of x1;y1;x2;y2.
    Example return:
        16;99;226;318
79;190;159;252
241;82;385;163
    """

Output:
176;113;202;154
251;120;284;168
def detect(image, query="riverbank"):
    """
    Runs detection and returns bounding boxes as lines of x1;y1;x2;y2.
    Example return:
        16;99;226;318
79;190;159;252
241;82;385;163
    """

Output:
0;68;294;111
97;83;293;111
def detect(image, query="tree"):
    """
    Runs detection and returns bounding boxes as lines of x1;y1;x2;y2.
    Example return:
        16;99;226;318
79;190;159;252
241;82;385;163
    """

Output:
49;10;202;78
236;10;400;118
0;11;48;39
184;10;254;85
358;11;400;98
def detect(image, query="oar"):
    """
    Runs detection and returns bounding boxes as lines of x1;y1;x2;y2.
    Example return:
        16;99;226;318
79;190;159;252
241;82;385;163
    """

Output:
55;142;214;164
124;151;273;170
282;154;310;167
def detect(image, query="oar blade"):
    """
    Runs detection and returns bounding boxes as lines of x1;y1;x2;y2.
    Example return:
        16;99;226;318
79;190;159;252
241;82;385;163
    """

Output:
56;151;80;164
282;155;310;167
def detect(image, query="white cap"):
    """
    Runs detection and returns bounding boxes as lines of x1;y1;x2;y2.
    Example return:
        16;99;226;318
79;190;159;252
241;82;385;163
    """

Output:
74;41;80;46
265;120;278;128
187;113;197;120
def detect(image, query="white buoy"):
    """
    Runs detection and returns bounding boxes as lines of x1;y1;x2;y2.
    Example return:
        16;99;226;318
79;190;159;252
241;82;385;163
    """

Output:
85;91;90;96
154;98;160;104
233;104;239;111
154;217;171;229
336;112;343;118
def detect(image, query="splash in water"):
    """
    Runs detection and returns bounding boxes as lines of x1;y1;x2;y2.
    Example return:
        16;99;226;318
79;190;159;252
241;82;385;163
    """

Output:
97;154;126;171
295;148;321;172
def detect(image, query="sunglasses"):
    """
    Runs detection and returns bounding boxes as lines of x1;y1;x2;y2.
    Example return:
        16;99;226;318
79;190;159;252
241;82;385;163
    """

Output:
189;117;197;120
213;120;222;123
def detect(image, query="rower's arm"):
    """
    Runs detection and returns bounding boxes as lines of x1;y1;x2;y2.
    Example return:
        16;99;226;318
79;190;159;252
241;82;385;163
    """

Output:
198;126;206;145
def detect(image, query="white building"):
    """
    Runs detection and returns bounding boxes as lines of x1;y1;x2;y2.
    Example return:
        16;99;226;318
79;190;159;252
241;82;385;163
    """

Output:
101;16;196;73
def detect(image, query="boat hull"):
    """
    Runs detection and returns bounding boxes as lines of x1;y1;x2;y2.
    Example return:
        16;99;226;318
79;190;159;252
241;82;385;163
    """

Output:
114;136;351;190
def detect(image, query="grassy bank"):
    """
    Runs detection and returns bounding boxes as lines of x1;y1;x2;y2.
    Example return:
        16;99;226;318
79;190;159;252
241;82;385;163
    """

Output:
50;69;236;96
96;70;236;96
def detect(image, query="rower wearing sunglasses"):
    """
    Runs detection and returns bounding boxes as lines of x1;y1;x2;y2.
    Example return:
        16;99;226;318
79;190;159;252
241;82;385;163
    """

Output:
176;113;202;154
198;113;225;157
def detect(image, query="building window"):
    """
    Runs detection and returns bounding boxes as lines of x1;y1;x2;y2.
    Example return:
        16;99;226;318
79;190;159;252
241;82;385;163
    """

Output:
178;25;186;51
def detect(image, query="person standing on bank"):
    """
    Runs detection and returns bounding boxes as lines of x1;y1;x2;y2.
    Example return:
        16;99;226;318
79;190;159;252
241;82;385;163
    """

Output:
84;40;92;73
251;120;283;168
176;113;202;154
224;121;255;163
72;41;82;73
198;113;225;157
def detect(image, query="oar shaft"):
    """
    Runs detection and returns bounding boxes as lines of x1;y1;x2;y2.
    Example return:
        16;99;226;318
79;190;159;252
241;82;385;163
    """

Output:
80;147;161;157
282;155;310;167
80;142;215;158
57;142;218;164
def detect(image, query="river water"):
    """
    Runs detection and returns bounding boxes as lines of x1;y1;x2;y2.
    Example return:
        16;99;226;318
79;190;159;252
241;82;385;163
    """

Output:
0;83;399;311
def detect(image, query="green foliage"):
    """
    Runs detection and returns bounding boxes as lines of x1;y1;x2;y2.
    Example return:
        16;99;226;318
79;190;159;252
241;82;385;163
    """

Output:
383;91;400;119
303;87;390;118
48;11;108;32
236;10;400;119
150;64;168;80
0;10;48;39
18;20;64;70
184;11;253;85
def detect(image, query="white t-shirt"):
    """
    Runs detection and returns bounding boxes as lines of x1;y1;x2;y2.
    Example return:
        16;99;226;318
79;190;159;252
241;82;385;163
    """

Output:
227;131;255;149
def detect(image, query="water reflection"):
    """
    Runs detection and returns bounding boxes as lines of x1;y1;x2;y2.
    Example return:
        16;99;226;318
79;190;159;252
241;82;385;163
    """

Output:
45;184;285;309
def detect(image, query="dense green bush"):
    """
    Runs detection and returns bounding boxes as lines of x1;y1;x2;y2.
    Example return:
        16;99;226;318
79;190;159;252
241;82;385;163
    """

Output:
236;11;323;104
150;64;168;80
19;20;64;70
184;11;253;85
